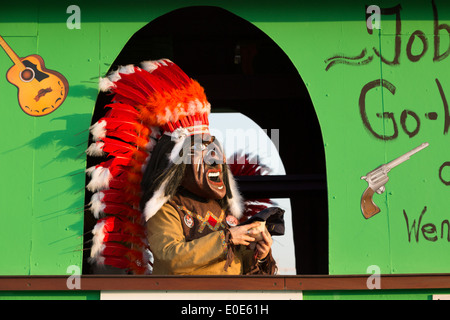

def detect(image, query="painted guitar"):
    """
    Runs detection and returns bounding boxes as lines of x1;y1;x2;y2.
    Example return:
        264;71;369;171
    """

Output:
0;35;69;116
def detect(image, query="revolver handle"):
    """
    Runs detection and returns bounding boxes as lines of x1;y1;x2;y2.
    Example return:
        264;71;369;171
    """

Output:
361;187;381;219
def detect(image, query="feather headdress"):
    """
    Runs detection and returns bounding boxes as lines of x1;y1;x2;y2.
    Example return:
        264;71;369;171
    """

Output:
86;59;245;274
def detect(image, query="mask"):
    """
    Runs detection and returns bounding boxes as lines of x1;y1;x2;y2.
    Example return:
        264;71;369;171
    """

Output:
181;134;227;199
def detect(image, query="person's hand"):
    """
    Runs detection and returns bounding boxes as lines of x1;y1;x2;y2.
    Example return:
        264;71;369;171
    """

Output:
229;222;259;246
255;229;273;260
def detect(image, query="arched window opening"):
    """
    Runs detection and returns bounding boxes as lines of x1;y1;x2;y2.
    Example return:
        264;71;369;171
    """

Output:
209;112;296;274
85;6;327;275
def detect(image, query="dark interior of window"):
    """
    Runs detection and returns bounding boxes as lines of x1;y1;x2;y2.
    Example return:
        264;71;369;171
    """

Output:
85;6;328;275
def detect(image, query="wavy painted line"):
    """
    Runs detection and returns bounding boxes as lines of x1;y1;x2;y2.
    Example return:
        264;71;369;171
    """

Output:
325;49;373;71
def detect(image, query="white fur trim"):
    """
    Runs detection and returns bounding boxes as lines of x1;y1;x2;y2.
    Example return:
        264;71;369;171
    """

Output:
226;169;244;219
143;172;175;221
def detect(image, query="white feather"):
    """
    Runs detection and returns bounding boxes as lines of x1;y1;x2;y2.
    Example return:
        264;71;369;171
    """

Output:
89;192;106;219
140;60;160;73
143;248;154;274
118;64;136;74
140;154;151;173
149;126;162;139
88;255;105;267
86;166;111;192
99;77;115;92
158;58;171;66
226;169;244;219
244;200;273;207
86;141;105;156
89;120;106;141
145;248;154;265
145;139;157;153
156;106;176;124
140;59;171;73
108;70;121;82
90;220;106;259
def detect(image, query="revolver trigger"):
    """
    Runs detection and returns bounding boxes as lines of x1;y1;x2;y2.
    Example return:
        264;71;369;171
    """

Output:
376;186;385;194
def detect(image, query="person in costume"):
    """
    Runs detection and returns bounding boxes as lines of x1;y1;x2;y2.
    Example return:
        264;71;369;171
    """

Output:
86;59;278;275
141;129;275;275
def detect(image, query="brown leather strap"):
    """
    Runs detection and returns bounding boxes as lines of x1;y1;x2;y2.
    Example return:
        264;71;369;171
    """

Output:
223;229;235;271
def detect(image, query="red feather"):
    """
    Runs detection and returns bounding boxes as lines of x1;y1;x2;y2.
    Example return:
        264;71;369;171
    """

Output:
100;137;137;157
100;216;146;239
102;256;130;270
103;232;147;247
112;82;149;106
100;189;140;206
102;242;130;257
102;204;142;220
101;118;141;132
96;157;132;176
104;103;140;119
227;152;274;221
119;70;156;97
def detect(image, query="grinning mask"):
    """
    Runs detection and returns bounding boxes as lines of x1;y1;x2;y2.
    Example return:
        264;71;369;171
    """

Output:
180;134;227;200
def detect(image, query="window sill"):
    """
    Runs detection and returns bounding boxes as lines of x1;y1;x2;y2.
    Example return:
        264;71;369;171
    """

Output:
1;274;450;291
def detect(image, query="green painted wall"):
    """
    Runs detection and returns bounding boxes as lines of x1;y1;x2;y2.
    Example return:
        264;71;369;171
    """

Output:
1;0;450;281
250;0;450;275
0;290;99;300
304;289;450;300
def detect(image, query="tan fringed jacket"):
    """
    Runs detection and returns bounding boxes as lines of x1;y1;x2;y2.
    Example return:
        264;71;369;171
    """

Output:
146;192;276;275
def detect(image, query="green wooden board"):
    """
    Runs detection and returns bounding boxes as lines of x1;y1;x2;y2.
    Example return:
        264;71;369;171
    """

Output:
0;0;449;277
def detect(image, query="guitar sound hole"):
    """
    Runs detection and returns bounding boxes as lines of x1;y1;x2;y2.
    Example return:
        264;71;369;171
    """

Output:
20;68;35;82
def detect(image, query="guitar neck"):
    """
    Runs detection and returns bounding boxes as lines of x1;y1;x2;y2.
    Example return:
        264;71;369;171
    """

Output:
0;35;24;68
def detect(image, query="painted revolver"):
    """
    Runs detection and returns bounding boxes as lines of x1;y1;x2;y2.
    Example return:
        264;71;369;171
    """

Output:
360;142;429;219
